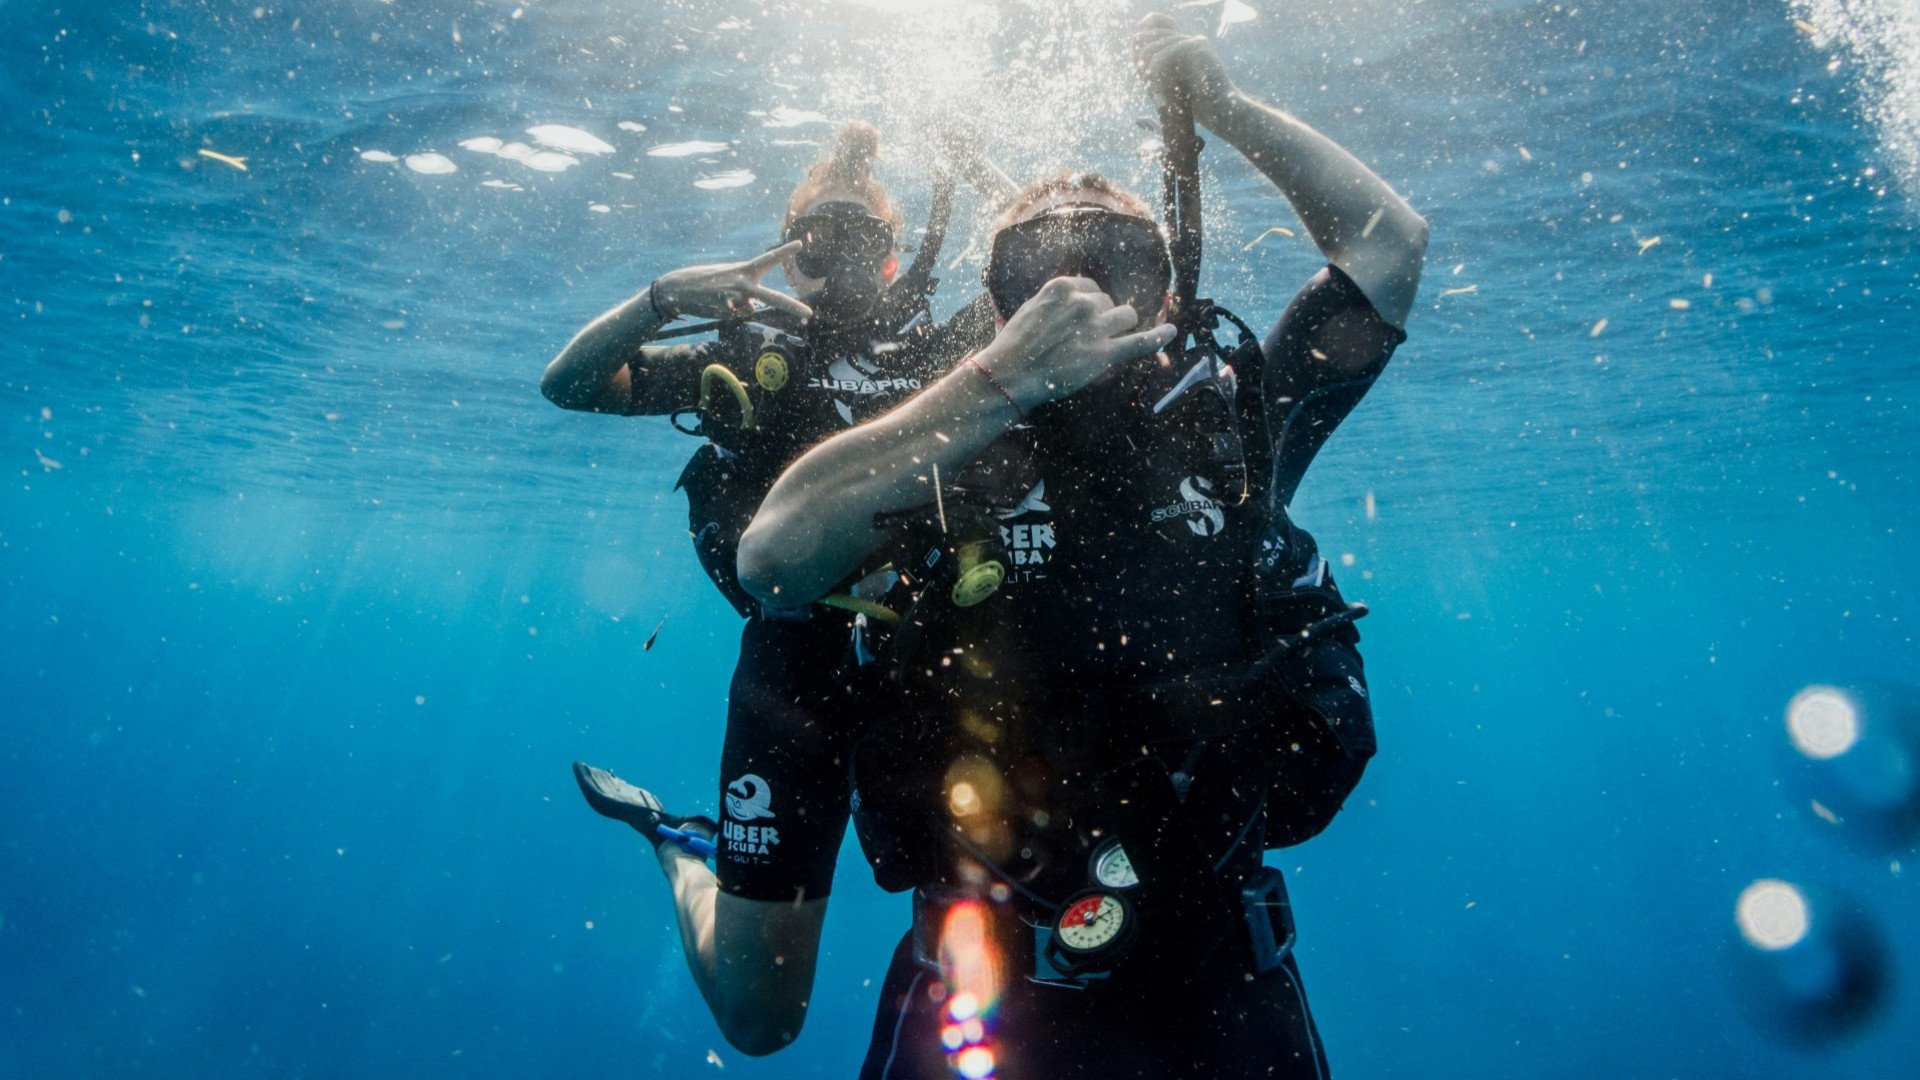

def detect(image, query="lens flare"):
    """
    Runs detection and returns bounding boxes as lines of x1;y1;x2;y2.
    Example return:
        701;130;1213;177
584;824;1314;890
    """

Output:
938;902;1002;1015
955;1046;996;1079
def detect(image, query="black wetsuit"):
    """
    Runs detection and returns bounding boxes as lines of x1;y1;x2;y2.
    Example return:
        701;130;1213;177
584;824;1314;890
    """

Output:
848;267;1405;1080
628;310;984;902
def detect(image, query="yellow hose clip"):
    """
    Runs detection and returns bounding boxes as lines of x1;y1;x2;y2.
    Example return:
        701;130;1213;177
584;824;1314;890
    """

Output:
950;540;1006;608
754;349;790;392
819;594;902;624
698;363;754;429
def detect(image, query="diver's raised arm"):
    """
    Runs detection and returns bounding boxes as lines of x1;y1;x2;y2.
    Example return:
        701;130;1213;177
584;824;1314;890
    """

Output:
540;243;813;413
931;113;1022;204
1132;13;1428;328
738;281;1175;607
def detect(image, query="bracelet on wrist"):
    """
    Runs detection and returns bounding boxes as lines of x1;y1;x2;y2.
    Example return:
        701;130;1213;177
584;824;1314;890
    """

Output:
964;355;1024;422
648;279;678;322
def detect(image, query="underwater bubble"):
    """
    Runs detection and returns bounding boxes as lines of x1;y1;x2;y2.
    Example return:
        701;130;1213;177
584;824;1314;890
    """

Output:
522;151;580;173
694;169;756;190
526;125;615;155
617;120;647;133
1217;0;1257;36
496;142;534;162
762;106;831;129
647;140;729;158
404;153;457;175
458;137;504;154
1794;0;1920;205
480;179;523;191
358;150;398;163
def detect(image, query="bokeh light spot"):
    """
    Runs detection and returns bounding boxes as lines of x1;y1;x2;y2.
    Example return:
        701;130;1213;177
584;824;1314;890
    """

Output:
1737;879;1812;951
955;1046;995;1079
1788;685;1860;760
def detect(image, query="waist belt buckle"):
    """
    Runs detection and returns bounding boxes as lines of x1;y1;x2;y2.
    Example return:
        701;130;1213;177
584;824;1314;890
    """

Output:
910;890;944;974
1242;866;1296;976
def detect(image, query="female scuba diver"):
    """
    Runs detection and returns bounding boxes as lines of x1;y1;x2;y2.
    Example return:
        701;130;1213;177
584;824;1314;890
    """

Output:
737;14;1428;1078
540;123;1000;1055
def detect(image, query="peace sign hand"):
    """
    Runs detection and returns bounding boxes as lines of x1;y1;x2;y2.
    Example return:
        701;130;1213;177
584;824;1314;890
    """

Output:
652;241;814;321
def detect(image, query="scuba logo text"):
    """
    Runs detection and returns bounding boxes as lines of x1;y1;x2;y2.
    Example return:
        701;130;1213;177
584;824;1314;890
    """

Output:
1150;475;1227;537
723;774;780;859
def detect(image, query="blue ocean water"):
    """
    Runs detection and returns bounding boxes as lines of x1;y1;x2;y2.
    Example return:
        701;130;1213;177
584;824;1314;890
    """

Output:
3;0;1917;1076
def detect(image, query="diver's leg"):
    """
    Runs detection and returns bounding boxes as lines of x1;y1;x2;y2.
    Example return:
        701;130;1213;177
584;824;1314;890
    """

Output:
575;757;829;1054
698;613;865;1052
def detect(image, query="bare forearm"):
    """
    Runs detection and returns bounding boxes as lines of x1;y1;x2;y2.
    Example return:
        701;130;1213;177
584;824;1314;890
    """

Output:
738;361;1020;607
540;285;671;410
1207;91;1428;325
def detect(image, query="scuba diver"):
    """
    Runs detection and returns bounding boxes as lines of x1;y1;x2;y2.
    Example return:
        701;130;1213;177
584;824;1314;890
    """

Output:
736;15;1428;1079
541;123;1007;1055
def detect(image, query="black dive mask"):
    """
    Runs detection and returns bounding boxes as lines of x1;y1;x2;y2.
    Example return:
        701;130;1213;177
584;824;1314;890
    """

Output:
986;206;1172;326
784;201;895;324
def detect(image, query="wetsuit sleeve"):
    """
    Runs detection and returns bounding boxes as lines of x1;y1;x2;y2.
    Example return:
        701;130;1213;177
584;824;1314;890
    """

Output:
714;615;867;902
623;339;721;416
1260;265;1408;507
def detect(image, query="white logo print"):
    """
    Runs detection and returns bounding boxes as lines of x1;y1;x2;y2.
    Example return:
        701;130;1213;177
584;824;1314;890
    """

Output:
1150;476;1226;537
993;479;1051;521
812;356;923;426
1348;675;1368;699
724;774;776;821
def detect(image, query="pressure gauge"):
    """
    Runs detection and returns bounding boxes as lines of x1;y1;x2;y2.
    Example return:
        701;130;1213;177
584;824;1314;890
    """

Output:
1055;891;1132;955
1090;840;1139;890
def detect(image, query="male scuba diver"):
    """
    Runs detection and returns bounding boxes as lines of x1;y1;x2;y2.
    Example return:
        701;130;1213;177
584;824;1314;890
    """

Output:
542;123;1007;1054
736;15;1428;1078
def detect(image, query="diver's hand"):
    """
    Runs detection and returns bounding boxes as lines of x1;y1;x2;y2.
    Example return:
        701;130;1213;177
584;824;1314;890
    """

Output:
651;241;814;321
1132;13;1237;128
976;277;1177;409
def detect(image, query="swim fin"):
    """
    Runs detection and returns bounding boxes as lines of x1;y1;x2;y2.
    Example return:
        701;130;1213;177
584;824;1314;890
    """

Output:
573;761;719;859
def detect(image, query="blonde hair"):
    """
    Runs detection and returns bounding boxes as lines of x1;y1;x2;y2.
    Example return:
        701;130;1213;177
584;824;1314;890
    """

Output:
992;171;1155;233
785;122;903;231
